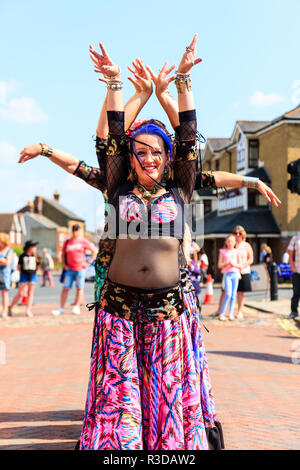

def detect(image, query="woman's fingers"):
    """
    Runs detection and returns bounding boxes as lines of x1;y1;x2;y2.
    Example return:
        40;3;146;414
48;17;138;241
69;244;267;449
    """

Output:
193;57;202;65
99;42;108;57
165;64;176;76
188;33;198;53
145;65;157;81
128;65;136;75
167;75;176;84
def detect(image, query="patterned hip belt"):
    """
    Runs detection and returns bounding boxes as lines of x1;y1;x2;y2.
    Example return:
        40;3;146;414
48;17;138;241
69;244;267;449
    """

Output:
99;277;184;322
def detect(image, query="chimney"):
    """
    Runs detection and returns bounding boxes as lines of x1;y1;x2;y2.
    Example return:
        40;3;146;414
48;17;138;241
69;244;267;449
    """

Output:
34;196;43;215
53;190;60;202
27;200;34;213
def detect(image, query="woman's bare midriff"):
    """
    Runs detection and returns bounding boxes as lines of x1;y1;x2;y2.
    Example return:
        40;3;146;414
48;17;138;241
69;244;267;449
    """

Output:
108;237;180;289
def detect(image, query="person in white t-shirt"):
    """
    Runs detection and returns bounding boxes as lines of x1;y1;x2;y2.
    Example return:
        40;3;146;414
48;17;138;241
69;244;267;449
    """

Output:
287;232;300;319
282;251;290;264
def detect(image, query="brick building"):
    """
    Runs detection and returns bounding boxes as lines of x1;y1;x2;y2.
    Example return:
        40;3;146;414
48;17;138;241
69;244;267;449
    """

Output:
191;104;300;278
18;193;86;255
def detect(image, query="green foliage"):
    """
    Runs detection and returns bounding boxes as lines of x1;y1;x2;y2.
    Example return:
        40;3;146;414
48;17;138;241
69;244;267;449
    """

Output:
12;246;23;256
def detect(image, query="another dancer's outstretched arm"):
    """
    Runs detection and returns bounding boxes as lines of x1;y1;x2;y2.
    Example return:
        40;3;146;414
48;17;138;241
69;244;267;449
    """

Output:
146;62;179;130
18;145;106;191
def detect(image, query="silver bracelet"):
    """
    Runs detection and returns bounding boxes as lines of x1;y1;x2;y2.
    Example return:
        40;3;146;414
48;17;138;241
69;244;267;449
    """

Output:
39;143;53;158
175;70;191;78
242;176;259;189
106;81;123;91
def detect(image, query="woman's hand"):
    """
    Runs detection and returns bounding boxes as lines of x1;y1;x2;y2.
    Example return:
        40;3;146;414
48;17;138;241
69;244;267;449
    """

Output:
146;61;176;96
18;144;41;163
177;34;202;74
128;59;153;96
257;181;281;207
89;42;120;80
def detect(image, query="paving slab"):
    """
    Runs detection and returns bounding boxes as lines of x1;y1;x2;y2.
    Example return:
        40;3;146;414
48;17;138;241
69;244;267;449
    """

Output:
0;301;300;450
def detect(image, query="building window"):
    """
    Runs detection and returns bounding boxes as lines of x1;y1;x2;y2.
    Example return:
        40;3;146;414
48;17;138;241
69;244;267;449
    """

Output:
237;134;246;171
204;200;212;215
215;159;220;171
248;139;259;168
248;188;268;208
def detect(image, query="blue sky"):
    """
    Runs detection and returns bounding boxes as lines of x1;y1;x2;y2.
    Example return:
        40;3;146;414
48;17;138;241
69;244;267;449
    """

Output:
1;0;300;231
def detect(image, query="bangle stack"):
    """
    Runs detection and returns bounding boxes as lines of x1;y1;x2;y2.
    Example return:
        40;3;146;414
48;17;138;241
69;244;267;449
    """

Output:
104;67;123;91
106;81;123;91
39;143;53;158
175;71;191;93
242;176;259;189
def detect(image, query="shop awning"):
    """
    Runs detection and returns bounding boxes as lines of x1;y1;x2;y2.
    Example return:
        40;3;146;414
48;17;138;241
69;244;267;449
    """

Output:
197;208;281;237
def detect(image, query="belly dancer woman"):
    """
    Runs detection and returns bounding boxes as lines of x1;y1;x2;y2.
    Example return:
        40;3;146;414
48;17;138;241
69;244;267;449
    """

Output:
19;35;280;450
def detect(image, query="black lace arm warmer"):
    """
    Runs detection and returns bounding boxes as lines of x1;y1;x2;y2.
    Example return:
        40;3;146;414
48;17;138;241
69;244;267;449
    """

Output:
194;171;216;190
73;160;106;192
174;110;198;203
95;136;107;176
106;111;129;201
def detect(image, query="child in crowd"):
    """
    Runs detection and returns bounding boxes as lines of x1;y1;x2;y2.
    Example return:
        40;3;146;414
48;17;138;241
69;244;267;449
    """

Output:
9;240;39;317
218;235;242;321
0;233;13;319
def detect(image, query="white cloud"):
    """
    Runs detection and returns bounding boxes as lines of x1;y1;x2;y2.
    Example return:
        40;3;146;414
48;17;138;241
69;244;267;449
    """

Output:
0;80;20;105
0;97;47;124
0;141;18;162
250;91;284;107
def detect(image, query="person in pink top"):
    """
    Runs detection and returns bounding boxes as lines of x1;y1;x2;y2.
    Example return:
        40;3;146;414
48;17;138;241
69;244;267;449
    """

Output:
218;234;242;321
52;224;97;316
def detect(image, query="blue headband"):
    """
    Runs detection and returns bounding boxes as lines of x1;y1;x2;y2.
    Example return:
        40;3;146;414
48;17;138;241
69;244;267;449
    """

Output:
131;123;173;161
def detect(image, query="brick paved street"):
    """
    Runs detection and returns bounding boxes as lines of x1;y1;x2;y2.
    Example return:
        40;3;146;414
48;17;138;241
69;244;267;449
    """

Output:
0;302;300;450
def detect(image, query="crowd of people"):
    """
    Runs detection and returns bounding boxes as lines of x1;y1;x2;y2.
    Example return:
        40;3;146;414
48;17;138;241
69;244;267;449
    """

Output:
0;224;96;319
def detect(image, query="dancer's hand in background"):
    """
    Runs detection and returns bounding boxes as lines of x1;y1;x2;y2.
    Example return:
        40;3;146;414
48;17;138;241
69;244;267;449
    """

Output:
89;42;121;80
128;59;153;96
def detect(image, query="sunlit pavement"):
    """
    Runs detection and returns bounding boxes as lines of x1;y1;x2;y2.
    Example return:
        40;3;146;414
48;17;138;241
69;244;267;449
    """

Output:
0;300;300;450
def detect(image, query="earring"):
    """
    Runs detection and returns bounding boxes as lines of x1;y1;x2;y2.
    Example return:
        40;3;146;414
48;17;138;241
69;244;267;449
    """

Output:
128;168;137;183
163;165;172;182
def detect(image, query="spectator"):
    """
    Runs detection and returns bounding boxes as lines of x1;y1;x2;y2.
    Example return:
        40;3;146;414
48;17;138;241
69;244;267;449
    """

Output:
9;240;39;317
0;233;13;319
52;224;97;316
282;251;290;264
287;232;300;319
259;243;268;263
218;234;242;321
10;251;20;287
188;254;201;304
199;248;209;284
233;225;254;320
41;248;54;287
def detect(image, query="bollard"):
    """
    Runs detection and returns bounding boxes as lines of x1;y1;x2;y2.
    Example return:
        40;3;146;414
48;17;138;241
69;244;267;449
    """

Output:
270;262;278;301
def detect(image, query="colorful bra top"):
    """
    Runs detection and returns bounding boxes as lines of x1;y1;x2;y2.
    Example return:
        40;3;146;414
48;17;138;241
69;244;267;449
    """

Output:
107;180;186;242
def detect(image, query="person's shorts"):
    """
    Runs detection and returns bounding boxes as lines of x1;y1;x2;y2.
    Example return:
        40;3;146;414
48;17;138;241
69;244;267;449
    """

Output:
63;269;86;289
20;272;37;284
238;273;252;292
0;280;10;291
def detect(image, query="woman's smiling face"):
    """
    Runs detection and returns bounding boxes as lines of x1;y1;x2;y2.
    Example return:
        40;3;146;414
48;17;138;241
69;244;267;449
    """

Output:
130;133;169;186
